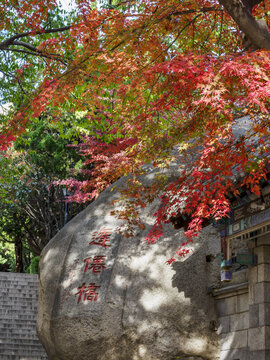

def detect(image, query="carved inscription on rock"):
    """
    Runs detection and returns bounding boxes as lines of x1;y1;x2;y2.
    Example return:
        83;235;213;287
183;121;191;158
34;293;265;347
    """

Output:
58;225;120;315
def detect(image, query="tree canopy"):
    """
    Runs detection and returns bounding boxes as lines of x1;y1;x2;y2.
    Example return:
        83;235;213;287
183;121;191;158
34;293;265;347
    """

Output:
0;114;86;271
0;0;270;262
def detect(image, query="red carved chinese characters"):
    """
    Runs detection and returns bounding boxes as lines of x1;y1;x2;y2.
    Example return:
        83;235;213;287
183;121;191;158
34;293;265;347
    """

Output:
83;256;106;273
74;228;114;304
89;228;112;248
75;282;101;303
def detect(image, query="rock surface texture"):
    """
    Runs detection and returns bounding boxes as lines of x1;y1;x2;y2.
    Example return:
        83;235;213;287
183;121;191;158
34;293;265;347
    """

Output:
37;169;221;360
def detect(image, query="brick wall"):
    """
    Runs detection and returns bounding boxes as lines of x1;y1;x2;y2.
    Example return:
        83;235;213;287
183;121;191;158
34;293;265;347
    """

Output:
0;272;48;360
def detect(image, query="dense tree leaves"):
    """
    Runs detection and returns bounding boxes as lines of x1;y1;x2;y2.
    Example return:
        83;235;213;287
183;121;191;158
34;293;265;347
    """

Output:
0;116;86;272
0;0;270;261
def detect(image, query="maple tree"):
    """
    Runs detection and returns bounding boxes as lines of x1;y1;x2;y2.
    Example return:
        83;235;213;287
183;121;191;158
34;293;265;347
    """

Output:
0;0;270;262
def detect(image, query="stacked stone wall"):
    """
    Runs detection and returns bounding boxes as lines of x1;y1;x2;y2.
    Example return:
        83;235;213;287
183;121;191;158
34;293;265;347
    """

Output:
0;272;47;360
248;237;270;360
214;235;270;360
214;270;249;360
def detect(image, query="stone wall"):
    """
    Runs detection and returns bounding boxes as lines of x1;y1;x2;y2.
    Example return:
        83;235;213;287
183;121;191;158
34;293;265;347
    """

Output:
213;234;270;360
214;270;249;360
248;235;270;360
0;272;48;360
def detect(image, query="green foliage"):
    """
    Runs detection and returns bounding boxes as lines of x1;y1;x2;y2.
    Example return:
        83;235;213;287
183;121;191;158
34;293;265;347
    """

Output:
26;256;40;274
0;2;75;108
0;241;16;272
14;114;83;179
0;114;87;265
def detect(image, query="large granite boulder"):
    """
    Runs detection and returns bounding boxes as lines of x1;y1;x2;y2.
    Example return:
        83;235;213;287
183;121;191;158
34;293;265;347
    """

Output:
37;169;221;360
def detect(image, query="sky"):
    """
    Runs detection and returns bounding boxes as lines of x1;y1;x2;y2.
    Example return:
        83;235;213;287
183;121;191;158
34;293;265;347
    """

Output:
57;0;75;12
57;0;104;11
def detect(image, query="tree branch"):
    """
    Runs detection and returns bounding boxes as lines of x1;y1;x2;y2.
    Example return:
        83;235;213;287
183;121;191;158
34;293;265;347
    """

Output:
126;6;222;19
169;6;222;17
0;25;71;50
241;0;262;12
16;78;28;95
2;48;67;64
12;40;40;52
219;0;270;50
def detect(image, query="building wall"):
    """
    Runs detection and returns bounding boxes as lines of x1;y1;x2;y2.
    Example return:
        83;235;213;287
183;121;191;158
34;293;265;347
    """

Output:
0;272;47;360
248;236;270;360
214;270;249;360
214;234;270;360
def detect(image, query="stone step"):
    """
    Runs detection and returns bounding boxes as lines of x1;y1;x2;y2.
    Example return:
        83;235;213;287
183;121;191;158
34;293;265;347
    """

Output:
0;282;38;286
0;330;38;335
0;347;45;353
0;310;37;316
0;318;37;323
0;330;38;336
0;342;46;348
0;338;42;344
0;308;38;313
0;292;38;297
0;294;38;298
0;323;37;329
0;282;38;285
0;348;46;354
0;288;38;293
0;320;37;326
0;296;38;300
0;289;38;292
0;307;37;311
0;272;46;359
0;305;38;310
1;357;47;360
0;342;44;348
0;275;38;281
0;293;38;296
0;287;38;291
0;334;40;340
0;297;37;300
0;349;47;357
0;337;40;343
0;344;42;349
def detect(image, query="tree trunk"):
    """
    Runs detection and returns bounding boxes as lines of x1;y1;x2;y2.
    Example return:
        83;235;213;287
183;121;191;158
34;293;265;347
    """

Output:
219;0;270;50
14;238;24;273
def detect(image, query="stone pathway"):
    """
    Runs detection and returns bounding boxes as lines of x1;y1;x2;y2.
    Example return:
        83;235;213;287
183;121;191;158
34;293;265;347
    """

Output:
0;272;48;360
